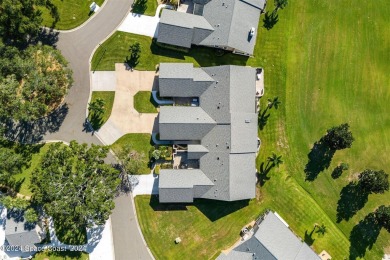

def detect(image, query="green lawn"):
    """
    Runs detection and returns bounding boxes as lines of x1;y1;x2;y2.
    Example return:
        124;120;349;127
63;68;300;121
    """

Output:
39;0;105;30
33;250;88;260
13;144;52;197
134;91;158;113
107;0;389;259
88;91;115;130
111;134;154;174
131;0;158;16
91;32;248;71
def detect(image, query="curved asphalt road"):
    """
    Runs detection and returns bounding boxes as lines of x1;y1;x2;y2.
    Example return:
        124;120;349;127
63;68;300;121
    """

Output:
41;1;152;259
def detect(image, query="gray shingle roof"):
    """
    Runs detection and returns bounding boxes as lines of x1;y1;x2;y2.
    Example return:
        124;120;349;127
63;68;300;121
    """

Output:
157;0;264;55
157;10;214;48
158;64;258;203
159;63;214;97
5;217;42;252
218;212;320;260
159;169;214;188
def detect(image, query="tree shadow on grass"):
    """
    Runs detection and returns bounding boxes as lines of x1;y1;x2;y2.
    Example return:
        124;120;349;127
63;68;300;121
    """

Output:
257;162;271;186
331;165;343;179
263;11;279;30
304;137;335;181
149;195;249;221
36;28;60;48
88;113;104;130
3;104;68;144
258;112;270;130
336;182;369;223
349;212;381;260
304;226;316;246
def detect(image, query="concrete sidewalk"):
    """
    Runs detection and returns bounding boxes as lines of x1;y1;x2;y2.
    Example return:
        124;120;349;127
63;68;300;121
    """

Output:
133;174;159;196
91;71;117;91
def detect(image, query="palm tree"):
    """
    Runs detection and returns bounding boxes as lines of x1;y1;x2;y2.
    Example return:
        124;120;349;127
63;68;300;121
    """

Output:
267;96;281;110
315;224;327;236
274;0;288;11
88;98;105;116
266;152;283;169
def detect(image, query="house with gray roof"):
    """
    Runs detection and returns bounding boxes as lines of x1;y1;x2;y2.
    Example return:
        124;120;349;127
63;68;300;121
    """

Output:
158;63;258;203
5;216;45;252
157;0;266;56
217;211;321;260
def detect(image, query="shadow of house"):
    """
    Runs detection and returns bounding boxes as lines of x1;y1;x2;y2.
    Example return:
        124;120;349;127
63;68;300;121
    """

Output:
5;215;45;252
349;212;381;260
148;194;249;221
4;104;69;144
304;137;336;181
336;182;369;223
194;199;249;222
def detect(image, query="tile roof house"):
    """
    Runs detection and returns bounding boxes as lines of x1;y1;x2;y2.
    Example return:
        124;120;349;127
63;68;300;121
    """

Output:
158;63;258;203
217;211;321;260
157;0;266;56
5;216;45;252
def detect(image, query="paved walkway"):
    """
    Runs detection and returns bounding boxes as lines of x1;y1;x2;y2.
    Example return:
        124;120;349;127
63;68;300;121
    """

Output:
117;4;171;37
133;174;159;196
91;71;117;91
96;64;158;145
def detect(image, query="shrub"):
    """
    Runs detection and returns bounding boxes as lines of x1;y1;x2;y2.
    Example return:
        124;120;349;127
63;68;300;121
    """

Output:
154;165;160;175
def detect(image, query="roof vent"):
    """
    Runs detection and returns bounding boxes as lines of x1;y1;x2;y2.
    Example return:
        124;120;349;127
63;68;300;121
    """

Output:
217;106;220;109
245;119;251;123
197;117;199;120
216;81;219;84
222;2;225;5
15;227;17;232
217;157;220;160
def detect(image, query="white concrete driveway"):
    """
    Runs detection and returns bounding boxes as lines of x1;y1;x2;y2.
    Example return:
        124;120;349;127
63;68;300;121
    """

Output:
117;4;171;38
132;174;159;196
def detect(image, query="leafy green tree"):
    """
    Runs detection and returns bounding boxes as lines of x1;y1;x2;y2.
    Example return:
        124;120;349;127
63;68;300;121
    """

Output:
323;123;354;150
266;152;283;169
24;208;39;223
0;0;43;45
0;147;24;181
358;169;389;194
0;44;72;121
31;141;120;228
375;205;390;232
0;196;29;212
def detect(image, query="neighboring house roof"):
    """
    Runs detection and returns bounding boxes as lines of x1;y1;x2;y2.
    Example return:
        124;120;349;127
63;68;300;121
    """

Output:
5;216;43;252
158;10;214;48
157;0;265;55
217;212;320;260
158;63;257;202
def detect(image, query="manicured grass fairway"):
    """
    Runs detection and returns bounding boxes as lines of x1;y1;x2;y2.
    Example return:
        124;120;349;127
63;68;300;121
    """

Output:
33;250;89;260
88;91;115;129
40;0;105;30
131;0;158;16
105;0;389;259
134;91;158;113
111;134;154;174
